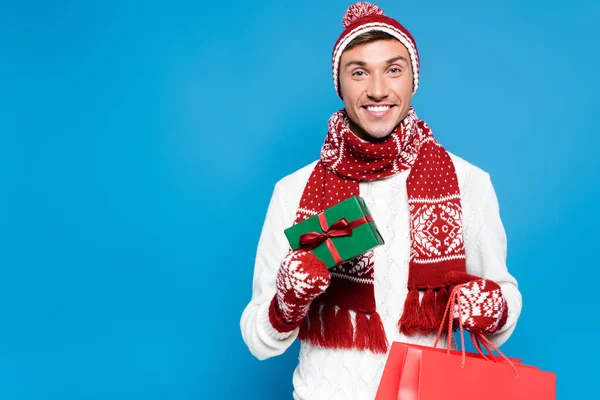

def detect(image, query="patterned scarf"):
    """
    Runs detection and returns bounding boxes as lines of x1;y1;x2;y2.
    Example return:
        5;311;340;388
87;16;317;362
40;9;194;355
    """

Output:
296;108;466;353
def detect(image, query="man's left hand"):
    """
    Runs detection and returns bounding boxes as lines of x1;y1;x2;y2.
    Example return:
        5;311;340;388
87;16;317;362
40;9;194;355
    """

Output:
446;271;508;334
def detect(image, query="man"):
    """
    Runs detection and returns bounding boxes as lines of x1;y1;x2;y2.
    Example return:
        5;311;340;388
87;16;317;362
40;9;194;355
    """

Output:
240;2;522;399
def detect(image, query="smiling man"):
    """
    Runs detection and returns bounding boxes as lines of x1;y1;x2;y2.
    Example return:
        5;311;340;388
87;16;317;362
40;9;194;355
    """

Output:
341;37;413;140
240;2;522;399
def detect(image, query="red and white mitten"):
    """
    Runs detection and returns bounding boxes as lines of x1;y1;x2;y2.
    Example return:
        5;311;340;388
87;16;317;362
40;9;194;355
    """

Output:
268;249;330;333
447;271;508;334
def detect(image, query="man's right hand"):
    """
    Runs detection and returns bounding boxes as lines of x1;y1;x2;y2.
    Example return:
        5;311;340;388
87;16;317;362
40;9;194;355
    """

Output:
268;249;331;332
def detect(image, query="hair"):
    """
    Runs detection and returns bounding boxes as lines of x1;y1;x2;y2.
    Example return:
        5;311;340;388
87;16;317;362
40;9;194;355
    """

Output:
344;30;397;52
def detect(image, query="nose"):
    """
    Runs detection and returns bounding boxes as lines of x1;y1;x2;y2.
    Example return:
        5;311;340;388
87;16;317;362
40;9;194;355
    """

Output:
367;73;388;101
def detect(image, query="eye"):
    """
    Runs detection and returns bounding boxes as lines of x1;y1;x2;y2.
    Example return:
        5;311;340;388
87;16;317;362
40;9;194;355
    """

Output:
389;67;402;74
352;70;366;77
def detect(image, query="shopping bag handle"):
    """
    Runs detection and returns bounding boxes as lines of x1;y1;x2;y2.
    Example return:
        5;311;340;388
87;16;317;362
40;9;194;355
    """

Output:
432;285;519;377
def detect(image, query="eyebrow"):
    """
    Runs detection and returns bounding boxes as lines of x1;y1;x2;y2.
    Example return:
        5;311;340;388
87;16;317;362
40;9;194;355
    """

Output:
344;55;409;70
386;55;409;65
344;60;366;69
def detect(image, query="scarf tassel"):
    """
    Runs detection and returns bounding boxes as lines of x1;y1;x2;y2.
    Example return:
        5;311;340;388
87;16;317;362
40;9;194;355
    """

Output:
307;303;324;346
420;288;437;332
354;312;369;350
320;305;337;347
320;305;353;349
366;311;389;353
334;308;354;348
353;311;389;353
400;287;457;334
301;305;388;353
399;288;421;335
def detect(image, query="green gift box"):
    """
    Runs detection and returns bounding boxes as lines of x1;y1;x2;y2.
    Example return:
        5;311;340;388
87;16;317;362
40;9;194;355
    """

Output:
284;196;385;269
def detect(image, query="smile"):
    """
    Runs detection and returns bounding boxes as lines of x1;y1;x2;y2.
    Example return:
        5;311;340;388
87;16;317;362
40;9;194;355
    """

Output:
362;105;395;118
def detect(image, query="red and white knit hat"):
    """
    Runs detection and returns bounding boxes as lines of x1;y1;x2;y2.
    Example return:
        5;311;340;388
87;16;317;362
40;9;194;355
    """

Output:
332;2;420;97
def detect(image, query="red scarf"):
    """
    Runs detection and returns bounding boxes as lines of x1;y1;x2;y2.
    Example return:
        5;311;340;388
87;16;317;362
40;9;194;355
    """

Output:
296;108;466;353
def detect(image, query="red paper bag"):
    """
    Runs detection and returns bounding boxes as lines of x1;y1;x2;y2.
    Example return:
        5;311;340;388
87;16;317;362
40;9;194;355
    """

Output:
376;340;409;399
375;341;528;400
376;284;554;399
389;342;555;399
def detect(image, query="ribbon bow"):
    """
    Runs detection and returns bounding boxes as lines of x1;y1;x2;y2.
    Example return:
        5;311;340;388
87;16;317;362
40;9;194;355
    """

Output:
299;212;373;265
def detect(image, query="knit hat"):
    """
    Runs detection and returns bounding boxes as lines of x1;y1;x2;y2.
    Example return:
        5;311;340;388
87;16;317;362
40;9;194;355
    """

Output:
332;2;420;98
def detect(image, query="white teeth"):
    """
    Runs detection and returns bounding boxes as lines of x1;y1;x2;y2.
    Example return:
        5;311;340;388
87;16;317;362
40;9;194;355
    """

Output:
366;105;391;112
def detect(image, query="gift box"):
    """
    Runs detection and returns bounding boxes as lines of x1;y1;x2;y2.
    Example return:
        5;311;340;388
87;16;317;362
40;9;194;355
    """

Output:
284;196;384;269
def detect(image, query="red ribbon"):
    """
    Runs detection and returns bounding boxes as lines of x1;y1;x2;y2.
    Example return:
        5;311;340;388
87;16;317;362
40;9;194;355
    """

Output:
299;212;374;265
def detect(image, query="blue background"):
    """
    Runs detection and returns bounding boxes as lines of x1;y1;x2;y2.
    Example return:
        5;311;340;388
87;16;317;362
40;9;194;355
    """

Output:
1;0;598;398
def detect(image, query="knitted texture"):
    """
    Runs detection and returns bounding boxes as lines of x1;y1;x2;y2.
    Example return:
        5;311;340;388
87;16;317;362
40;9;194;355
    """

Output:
454;278;508;334
293;108;467;352
332;2;420;97
268;250;331;333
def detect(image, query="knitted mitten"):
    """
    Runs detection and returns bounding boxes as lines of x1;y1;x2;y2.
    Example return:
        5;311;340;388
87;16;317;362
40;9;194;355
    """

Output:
446;271;508;334
268;250;331;333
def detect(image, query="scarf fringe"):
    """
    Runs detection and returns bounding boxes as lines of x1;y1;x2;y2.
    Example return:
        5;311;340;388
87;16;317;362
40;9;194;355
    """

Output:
320;305;337;348
308;303;324;346
332;307;354;348
399;287;457;335
354;312;369;350
366;311;389;353
420;288;437;332
300;304;388;353
398;288;421;335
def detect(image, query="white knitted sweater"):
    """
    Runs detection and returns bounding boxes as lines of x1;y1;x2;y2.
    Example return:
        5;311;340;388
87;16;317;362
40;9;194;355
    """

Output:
240;153;522;400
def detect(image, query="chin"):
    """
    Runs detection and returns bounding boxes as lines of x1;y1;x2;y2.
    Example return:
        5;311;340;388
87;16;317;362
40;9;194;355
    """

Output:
359;113;405;140
348;111;403;141
361;123;398;140
366;128;394;138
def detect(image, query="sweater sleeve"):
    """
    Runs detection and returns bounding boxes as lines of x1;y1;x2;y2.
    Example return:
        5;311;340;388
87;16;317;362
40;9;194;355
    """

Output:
465;174;522;348
240;182;299;360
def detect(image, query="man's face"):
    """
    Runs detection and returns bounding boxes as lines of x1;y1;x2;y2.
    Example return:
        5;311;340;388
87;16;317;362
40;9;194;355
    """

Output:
339;39;414;141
